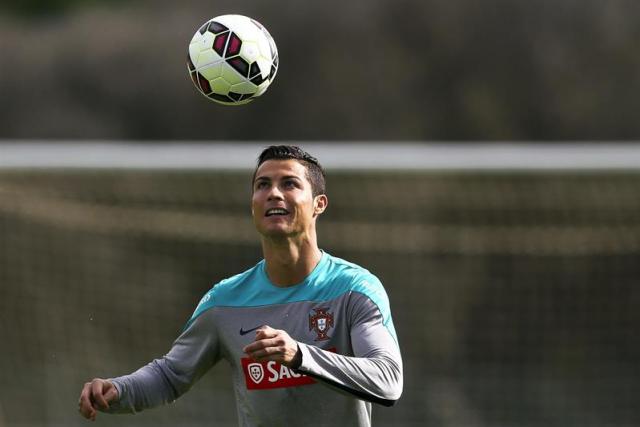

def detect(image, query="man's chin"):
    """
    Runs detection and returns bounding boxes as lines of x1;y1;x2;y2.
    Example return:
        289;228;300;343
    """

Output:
257;225;292;239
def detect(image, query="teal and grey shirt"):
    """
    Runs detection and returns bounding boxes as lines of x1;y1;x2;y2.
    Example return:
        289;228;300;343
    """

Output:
108;252;403;426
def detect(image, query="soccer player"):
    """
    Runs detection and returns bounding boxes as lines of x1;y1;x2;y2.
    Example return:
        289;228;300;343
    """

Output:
78;145;403;426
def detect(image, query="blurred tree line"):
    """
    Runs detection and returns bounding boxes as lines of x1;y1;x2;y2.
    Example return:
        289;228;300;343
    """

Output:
1;0;639;141
2;0;124;17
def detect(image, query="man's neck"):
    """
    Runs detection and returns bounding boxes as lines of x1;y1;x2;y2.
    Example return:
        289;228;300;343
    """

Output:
261;237;323;287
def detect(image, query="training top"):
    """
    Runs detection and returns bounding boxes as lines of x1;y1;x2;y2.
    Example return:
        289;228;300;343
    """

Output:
107;252;403;426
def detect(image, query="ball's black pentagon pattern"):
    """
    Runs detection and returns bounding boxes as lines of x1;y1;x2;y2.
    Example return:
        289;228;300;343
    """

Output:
227;92;243;102
249;62;264;85
198;23;208;35
206;92;252;104
228;57;250;78
208;92;231;103
196;72;211;94
213;32;229;56
207;21;228;34
249;62;260;77
228;92;255;102
187;55;196;72
211;31;243;61
226;33;242;57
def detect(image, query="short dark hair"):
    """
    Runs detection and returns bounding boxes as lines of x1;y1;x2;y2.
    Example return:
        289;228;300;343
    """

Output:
253;145;326;196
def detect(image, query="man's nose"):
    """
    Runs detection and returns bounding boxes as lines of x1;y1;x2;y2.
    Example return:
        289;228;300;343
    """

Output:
267;185;284;200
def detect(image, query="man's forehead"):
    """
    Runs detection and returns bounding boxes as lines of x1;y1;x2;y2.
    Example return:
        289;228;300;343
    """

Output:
254;159;307;179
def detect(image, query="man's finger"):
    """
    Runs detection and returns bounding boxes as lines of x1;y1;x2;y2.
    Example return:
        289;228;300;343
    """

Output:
91;380;110;410
247;343;285;358
78;383;96;419
246;345;283;361
254;325;277;339
104;384;119;403
243;337;280;354
79;400;96;420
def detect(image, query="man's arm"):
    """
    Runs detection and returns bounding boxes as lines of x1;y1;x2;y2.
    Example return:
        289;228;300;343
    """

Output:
78;309;220;419
110;309;220;413
296;293;403;406
243;292;403;406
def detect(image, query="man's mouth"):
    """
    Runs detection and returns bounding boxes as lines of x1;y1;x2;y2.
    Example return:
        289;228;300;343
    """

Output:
265;208;289;217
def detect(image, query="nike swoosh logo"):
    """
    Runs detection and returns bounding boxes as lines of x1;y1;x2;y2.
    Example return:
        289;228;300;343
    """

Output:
239;325;263;336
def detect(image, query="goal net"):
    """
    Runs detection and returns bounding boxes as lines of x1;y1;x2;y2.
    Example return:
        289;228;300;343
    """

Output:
0;142;638;427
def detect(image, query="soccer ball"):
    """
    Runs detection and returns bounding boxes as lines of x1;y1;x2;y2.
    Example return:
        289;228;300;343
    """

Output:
187;15;279;105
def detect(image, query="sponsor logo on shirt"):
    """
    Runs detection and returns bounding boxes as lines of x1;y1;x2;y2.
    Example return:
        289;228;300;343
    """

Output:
241;348;337;390
242;358;314;389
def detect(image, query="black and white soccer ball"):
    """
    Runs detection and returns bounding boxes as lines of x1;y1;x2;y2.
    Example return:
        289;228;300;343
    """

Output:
187;15;279;105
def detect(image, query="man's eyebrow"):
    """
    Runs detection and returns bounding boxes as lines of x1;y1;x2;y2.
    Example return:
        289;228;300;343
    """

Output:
254;174;302;182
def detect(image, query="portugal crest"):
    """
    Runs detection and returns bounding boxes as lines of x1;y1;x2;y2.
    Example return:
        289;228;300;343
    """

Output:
309;308;334;341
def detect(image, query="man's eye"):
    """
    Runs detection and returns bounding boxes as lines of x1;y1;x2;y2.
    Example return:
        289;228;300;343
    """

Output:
256;182;268;189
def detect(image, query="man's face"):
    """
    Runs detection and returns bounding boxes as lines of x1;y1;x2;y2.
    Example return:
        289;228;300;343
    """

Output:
251;159;326;238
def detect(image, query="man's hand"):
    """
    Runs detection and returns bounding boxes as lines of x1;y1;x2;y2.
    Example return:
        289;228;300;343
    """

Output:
242;325;302;368
78;378;119;421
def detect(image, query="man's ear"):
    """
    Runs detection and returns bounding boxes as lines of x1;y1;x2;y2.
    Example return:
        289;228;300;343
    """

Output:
313;195;328;216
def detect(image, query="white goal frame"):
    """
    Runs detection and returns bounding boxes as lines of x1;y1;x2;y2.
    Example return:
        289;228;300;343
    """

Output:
1;141;640;171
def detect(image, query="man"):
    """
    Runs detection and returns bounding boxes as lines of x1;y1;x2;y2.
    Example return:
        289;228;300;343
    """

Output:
78;145;403;426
